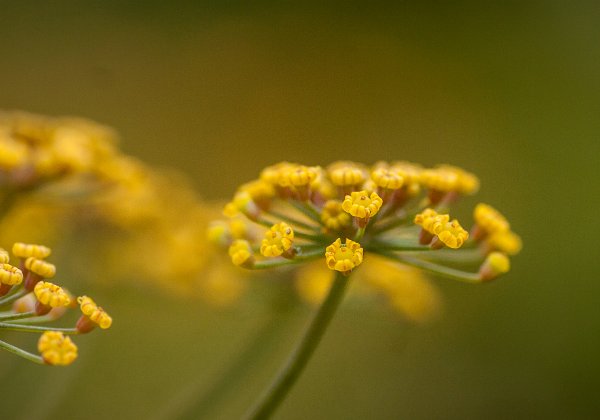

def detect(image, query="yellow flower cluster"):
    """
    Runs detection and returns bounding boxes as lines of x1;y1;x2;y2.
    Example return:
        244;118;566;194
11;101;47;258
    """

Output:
214;160;521;321
0;242;112;366
0;112;246;309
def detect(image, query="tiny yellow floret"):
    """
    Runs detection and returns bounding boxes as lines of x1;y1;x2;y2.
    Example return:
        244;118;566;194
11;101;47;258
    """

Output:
0;263;23;285
12;242;51;259
371;166;405;190
479;252;511;281
38;331;78;366
279;165;320;187
34;281;71;307
327;161;367;186
414;208;450;234
321;200;352;231
77;296;113;329
325;238;364;274
260;222;294;257
25;257;56;278
342;191;383;219
487;230;523;256
0;248;9;264
436;219;469;249
228;239;253;267
474;203;510;234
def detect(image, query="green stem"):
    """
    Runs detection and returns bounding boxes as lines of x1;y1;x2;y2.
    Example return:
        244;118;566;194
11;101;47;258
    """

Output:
354;226;366;242
289;201;322;224
0;311;36;321
252;249;323;270
243;271;351;420
368;238;431;252
0;323;79;334
264;210;320;232
378;251;482;284
0;288;27;307
0;338;44;364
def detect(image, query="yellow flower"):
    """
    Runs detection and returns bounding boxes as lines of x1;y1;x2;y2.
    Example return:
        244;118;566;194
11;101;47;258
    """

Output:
0;136;29;169
420;165;479;196
414;208;450;234
321;200;352;231
228;239;254;267
415;209;468;249
342;191;383;219
479;252;511;281
487;230;523;256
371;164;405;190
34;281;71;307
25;257;56;278
327;161;367;187
325;238;363;274
473;203;510;235
436;219;470;249
0;263;23;286
12;242;51;259
260;222;295;257
278;165;320;187
238;179;276;206
0;248;9;264
77;296;113;331
38;331;78;366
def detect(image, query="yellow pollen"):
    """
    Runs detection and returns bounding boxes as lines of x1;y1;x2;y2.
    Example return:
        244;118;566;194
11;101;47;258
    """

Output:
321;200;352;231
0;263;23;285
77;296;113;329
342;191;383;219
325;238;364;273
414;209;450;234
25;257;56;278
0;248;9;264
34;281;71;307
436;219;470;249
38;331;78;366
12;242;51;259
487;230;522;255
279;165;320;187
260;222;295;257
327;161;367;186
228;239;253;266
474;203;510;234
371;166;405;189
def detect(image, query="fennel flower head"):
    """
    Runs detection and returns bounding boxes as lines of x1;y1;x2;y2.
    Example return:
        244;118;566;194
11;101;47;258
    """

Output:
211;161;521;315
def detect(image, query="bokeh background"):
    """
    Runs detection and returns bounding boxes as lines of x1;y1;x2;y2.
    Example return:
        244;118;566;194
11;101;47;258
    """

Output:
1;1;598;419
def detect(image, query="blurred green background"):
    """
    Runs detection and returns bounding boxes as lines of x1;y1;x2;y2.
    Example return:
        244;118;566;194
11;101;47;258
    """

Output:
1;1;598;419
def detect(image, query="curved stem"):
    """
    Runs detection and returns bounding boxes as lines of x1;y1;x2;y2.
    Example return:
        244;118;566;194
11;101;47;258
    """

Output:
0;286;29;306
0;338;44;364
0;323;79;334
252;248;324;270
264;209;320;232
0;311;36;321
378;251;482;284
243;271;350;420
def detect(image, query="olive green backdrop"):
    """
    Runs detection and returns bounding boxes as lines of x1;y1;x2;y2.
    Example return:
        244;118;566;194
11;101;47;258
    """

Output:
0;1;598;419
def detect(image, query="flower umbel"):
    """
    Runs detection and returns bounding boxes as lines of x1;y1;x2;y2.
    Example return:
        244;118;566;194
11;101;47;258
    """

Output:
0;242;113;365
218;160;520;287
214;160;521;419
